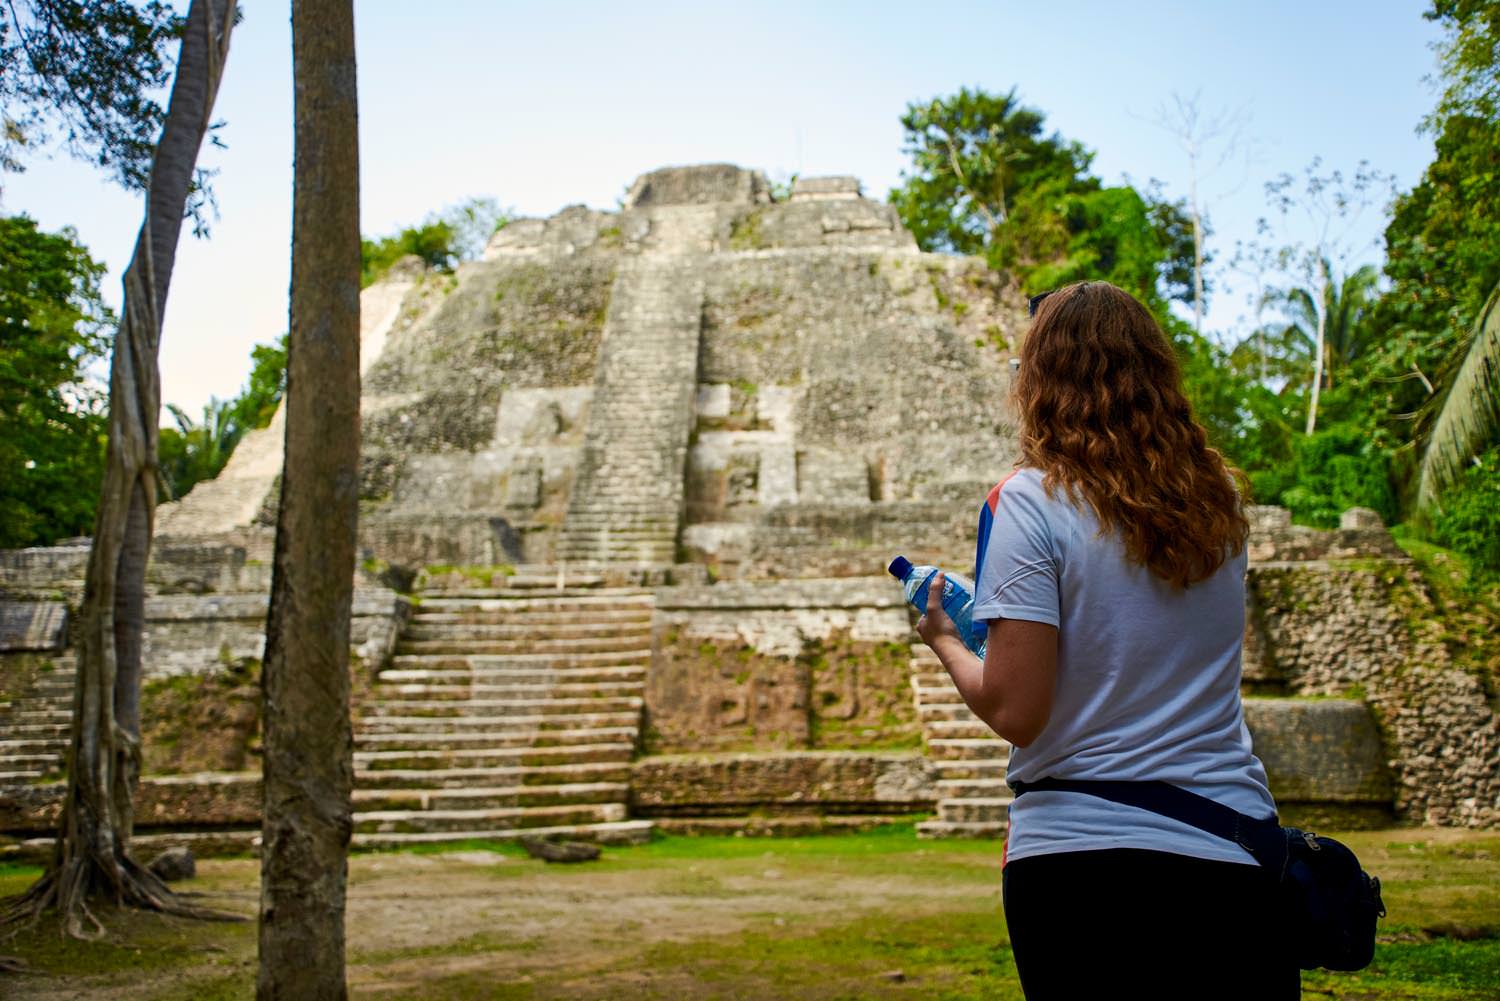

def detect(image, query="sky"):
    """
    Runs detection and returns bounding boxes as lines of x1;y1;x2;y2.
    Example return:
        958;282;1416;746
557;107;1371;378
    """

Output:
2;1;1448;418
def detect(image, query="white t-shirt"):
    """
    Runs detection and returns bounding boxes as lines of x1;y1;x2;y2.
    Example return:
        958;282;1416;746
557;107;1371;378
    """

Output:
970;466;1277;867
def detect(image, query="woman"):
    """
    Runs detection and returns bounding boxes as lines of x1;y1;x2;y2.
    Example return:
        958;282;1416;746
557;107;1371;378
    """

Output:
916;281;1297;999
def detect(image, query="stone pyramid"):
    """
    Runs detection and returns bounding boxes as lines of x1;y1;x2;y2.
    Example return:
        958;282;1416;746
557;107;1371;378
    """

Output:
157;164;1024;579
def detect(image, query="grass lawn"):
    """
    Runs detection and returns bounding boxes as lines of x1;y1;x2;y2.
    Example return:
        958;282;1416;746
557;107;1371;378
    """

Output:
1;824;1496;999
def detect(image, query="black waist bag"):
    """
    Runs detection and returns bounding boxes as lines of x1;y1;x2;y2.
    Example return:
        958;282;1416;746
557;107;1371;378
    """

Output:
1009;777;1386;971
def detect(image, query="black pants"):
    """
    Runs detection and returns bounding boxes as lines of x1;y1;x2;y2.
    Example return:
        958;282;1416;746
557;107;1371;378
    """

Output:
1002;848;1301;1000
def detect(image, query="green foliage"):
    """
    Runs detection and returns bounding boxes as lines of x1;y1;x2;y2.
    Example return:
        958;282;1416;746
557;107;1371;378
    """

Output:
888;86;1195;314
1416;282;1500;511
361;196;511;287
1265;426;1398;527
361;219;457;287
1377;4;1500;518
1426;445;1500;576
0;214;110;547
0;1;179;190
158;332;287;501
1023;184;1197;316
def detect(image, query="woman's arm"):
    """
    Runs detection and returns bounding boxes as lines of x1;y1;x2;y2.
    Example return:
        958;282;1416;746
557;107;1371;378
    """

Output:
916;572;1058;747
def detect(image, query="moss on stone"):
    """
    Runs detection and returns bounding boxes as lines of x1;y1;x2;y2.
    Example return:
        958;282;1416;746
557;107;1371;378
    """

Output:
728;210;766;251
140;658;261;775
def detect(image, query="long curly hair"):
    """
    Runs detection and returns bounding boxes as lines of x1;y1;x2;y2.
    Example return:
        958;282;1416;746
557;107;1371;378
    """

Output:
1014;281;1248;587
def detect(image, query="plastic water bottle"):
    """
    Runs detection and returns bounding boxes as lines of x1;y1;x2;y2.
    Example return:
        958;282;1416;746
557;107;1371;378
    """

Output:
888;556;987;657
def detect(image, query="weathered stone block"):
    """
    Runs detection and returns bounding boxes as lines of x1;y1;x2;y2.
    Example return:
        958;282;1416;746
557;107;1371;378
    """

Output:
0;601;67;652
791;176;862;201
1340;507;1385;530
1243;698;1393;803
631;751;933;814
624;165;771;208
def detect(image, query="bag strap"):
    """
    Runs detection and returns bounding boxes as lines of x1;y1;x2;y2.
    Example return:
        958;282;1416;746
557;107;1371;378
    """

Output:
1009;777;1288;876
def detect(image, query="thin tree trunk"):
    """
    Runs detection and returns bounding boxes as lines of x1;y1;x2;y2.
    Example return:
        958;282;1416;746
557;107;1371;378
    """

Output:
1188;141;1204;337
256;1;361;997
1306;264;1330;436
1;0;235;939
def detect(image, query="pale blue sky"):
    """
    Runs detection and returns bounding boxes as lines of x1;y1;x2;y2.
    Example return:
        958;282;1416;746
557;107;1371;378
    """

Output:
3;1;1446;416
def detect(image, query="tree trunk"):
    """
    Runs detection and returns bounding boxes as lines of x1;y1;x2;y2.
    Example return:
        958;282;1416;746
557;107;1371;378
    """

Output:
1;0;235;940
1306;262;1330;435
1188;143;1204;337
256;2;361;998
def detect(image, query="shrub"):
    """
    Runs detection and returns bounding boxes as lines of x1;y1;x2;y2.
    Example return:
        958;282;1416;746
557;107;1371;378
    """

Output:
1427;446;1500;577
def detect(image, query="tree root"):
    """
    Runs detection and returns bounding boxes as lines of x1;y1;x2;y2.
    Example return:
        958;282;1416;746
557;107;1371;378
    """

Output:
0;850;244;943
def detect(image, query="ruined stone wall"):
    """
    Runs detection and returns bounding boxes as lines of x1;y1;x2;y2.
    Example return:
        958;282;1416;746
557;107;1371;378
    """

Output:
339;165;1025;573
647;579;918;753
1249;561;1500;827
631;751;934;818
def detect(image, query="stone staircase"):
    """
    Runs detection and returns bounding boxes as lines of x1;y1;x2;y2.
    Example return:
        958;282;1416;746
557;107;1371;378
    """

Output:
557;259;705;565
350;582;656;847
0;655;74;783
909;644;1013;838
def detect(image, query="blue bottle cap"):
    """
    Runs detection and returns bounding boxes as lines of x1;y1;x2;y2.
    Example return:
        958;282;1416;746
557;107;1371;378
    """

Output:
888;556;913;580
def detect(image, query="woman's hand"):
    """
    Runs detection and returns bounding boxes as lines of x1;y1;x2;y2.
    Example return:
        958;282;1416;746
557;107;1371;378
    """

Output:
915;571;963;651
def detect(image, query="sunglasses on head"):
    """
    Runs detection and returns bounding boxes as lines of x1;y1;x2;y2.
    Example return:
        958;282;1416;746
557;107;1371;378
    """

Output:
1027;290;1056;318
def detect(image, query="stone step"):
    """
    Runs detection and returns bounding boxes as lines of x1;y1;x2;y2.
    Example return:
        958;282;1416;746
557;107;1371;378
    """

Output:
420;585;649;599
555;500;680;513
936;778;1012;799
932;759;1009;781
555;508;675;521
554;530;675;544
371;681;644;702
354;742;634;771
555;521;677;534
927;738;1011;762
0;753;65;770
911;671;952;689
0;738;71;754
351;781;630;813
411;611;653;630
926;719;997;740
554;546;676;561
0;722;70;740
415;593;652;612
379;666;646;685
938;797;1013;824
350;818;654;849
918;703;977;723
355;726;638;752
652;815;918;837
916;819;1008;840
6;709;74;723
356;711;640;735
390;650;650;670
396;637;650;656
354;801;627;835
404;621;652;641
913;685;965;705
462;573;609;589
354;760;631;789
363;696;643;718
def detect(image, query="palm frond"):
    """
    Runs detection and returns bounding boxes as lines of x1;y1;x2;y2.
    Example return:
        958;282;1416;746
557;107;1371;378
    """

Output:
1416;280;1500;513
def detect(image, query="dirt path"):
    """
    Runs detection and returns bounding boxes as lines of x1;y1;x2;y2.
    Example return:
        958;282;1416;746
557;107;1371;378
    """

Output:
9;827;1495;1000
5;839;1005;1000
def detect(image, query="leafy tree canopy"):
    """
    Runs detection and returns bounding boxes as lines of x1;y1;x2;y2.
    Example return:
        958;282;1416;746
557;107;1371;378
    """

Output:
0;214;110;547
0;1;180;191
888;86;1197;316
361;195;509;287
